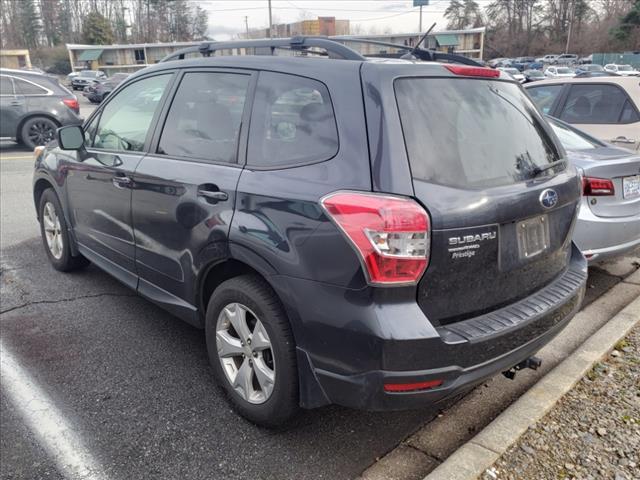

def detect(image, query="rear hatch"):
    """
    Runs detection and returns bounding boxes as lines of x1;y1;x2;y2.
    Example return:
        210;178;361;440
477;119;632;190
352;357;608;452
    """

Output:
392;72;582;325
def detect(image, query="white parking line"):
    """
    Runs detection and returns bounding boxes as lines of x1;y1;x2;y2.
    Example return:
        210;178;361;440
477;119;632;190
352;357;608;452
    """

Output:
0;340;109;480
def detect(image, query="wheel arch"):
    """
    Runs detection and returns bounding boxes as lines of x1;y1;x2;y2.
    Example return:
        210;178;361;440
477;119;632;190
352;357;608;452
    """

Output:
33;177;56;220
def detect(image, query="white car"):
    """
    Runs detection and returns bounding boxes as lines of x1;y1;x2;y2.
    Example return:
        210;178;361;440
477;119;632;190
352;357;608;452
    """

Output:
498;67;526;83
544;66;575;78
603;64;639;76
537;54;559;63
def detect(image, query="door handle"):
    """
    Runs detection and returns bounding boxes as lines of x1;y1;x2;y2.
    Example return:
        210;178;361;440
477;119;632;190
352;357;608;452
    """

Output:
611;136;635;145
112;175;132;188
9;100;22;106
198;190;228;202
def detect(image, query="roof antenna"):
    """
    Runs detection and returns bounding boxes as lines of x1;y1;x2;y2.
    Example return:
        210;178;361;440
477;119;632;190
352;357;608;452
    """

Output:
401;22;437;60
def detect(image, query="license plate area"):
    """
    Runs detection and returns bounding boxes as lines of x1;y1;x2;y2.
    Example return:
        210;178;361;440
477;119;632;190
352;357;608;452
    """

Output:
623;175;640;199
517;215;550;259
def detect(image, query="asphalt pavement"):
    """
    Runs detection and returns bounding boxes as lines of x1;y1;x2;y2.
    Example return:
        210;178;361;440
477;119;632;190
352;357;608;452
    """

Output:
0;96;637;480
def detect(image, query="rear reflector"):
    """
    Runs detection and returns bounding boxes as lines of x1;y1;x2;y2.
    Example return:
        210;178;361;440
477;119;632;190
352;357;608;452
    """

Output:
320;192;430;285
62;98;79;114
444;65;501;78
384;380;443;392
583;177;615;196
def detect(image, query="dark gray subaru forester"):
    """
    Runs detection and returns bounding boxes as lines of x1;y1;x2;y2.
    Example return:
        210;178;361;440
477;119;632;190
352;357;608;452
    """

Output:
32;38;586;427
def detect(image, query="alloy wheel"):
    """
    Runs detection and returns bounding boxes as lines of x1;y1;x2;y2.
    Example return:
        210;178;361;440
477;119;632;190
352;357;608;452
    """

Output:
42;201;63;259
28;120;55;146
216;302;276;404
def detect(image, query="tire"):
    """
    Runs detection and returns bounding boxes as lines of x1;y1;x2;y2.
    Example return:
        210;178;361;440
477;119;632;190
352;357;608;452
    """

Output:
38;189;89;272
21;116;58;150
205;274;299;427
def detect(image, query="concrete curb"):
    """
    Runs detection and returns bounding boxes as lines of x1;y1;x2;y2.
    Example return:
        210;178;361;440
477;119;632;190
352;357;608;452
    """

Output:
423;296;640;480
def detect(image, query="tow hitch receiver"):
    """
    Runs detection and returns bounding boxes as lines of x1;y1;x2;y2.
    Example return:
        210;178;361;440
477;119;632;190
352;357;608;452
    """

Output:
502;356;542;380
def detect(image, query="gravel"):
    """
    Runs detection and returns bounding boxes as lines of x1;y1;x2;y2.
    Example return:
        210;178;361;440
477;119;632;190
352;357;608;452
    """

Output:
484;325;640;480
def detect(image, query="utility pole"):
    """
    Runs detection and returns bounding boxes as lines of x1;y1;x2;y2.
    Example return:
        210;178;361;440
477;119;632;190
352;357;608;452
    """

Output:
268;0;273;38
565;0;574;54
244;16;249;39
419;5;423;32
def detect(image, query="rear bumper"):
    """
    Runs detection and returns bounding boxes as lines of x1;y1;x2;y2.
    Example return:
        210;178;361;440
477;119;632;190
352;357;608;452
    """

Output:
286;244;587;411
574;200;640;263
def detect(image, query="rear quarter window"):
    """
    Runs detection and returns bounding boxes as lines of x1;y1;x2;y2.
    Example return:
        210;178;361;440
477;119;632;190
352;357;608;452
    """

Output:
395;77;560;189
247;71;338;168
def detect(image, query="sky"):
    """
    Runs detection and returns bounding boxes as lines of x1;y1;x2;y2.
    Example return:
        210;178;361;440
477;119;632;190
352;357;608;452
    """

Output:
198;0;492;40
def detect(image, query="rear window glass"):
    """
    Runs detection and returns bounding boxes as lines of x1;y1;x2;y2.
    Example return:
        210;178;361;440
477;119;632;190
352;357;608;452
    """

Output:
395;78;560;189
547;118;601;150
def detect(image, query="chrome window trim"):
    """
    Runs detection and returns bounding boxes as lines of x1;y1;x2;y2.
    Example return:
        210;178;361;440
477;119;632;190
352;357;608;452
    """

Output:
0;74;53;96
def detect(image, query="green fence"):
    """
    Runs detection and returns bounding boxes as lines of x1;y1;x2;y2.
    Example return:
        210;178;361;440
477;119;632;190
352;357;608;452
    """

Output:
592;52;640;68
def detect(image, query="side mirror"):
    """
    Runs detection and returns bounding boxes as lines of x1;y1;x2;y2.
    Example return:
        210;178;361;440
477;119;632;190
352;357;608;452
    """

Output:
57;125;84;150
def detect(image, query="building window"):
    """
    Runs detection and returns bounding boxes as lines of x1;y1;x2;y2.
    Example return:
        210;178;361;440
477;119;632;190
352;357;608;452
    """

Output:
134;49;145;64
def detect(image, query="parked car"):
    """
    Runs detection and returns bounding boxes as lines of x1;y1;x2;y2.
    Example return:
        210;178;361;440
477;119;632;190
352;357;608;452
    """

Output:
545;66;576;78
578;55;593;64
603;64;640;76
554;54;578;65
84;73;129;103
536;54;559;63
0;68;82;149
66;71;79;85
526;76;640;151
487;57;509;68
574;71;618;78
523;69;546;82
71;70;106;90
512;56;535;71
545;116;640;262
33;39;586;427
575;64;604;75
498;67;526;83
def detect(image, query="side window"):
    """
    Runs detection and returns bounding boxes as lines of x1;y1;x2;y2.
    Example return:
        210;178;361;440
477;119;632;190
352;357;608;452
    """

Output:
620;100;640;123
157;72;249;162
0;75;13;95
93;74;171;152
559;84;628;124
248;71;339;168
526;85;563;115
13;78;48;95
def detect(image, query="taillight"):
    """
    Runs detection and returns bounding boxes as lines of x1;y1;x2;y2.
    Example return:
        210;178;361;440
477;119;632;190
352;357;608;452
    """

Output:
320;191;430;285
62;98;79;114
583;177;615;196
444;65;501;78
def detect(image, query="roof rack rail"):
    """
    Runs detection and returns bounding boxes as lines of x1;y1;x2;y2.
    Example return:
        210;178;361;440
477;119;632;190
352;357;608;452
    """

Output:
161;36;366;62
330;36;483;67
160;35;483;67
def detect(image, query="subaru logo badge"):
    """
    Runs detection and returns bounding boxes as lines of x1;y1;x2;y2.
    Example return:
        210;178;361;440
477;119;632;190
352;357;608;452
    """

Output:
540;189;558;209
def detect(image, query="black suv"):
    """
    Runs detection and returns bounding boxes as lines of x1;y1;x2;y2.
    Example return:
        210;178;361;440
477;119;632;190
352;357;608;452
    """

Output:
33;38;586;427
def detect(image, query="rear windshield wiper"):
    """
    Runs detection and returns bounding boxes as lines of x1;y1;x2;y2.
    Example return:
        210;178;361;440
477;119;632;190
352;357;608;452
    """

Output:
531;159;566;177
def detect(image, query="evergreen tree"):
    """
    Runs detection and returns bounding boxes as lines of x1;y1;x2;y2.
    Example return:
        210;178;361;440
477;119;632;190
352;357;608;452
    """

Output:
18;0;43;49
82;11;114;45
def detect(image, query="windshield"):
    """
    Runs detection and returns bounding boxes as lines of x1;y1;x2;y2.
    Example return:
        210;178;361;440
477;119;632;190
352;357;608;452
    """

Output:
557;68;573;74
528;71;544;77
585;65;603;71
546;117;600;150
395;78;561;189
80;71;98;78
504;68;519;74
